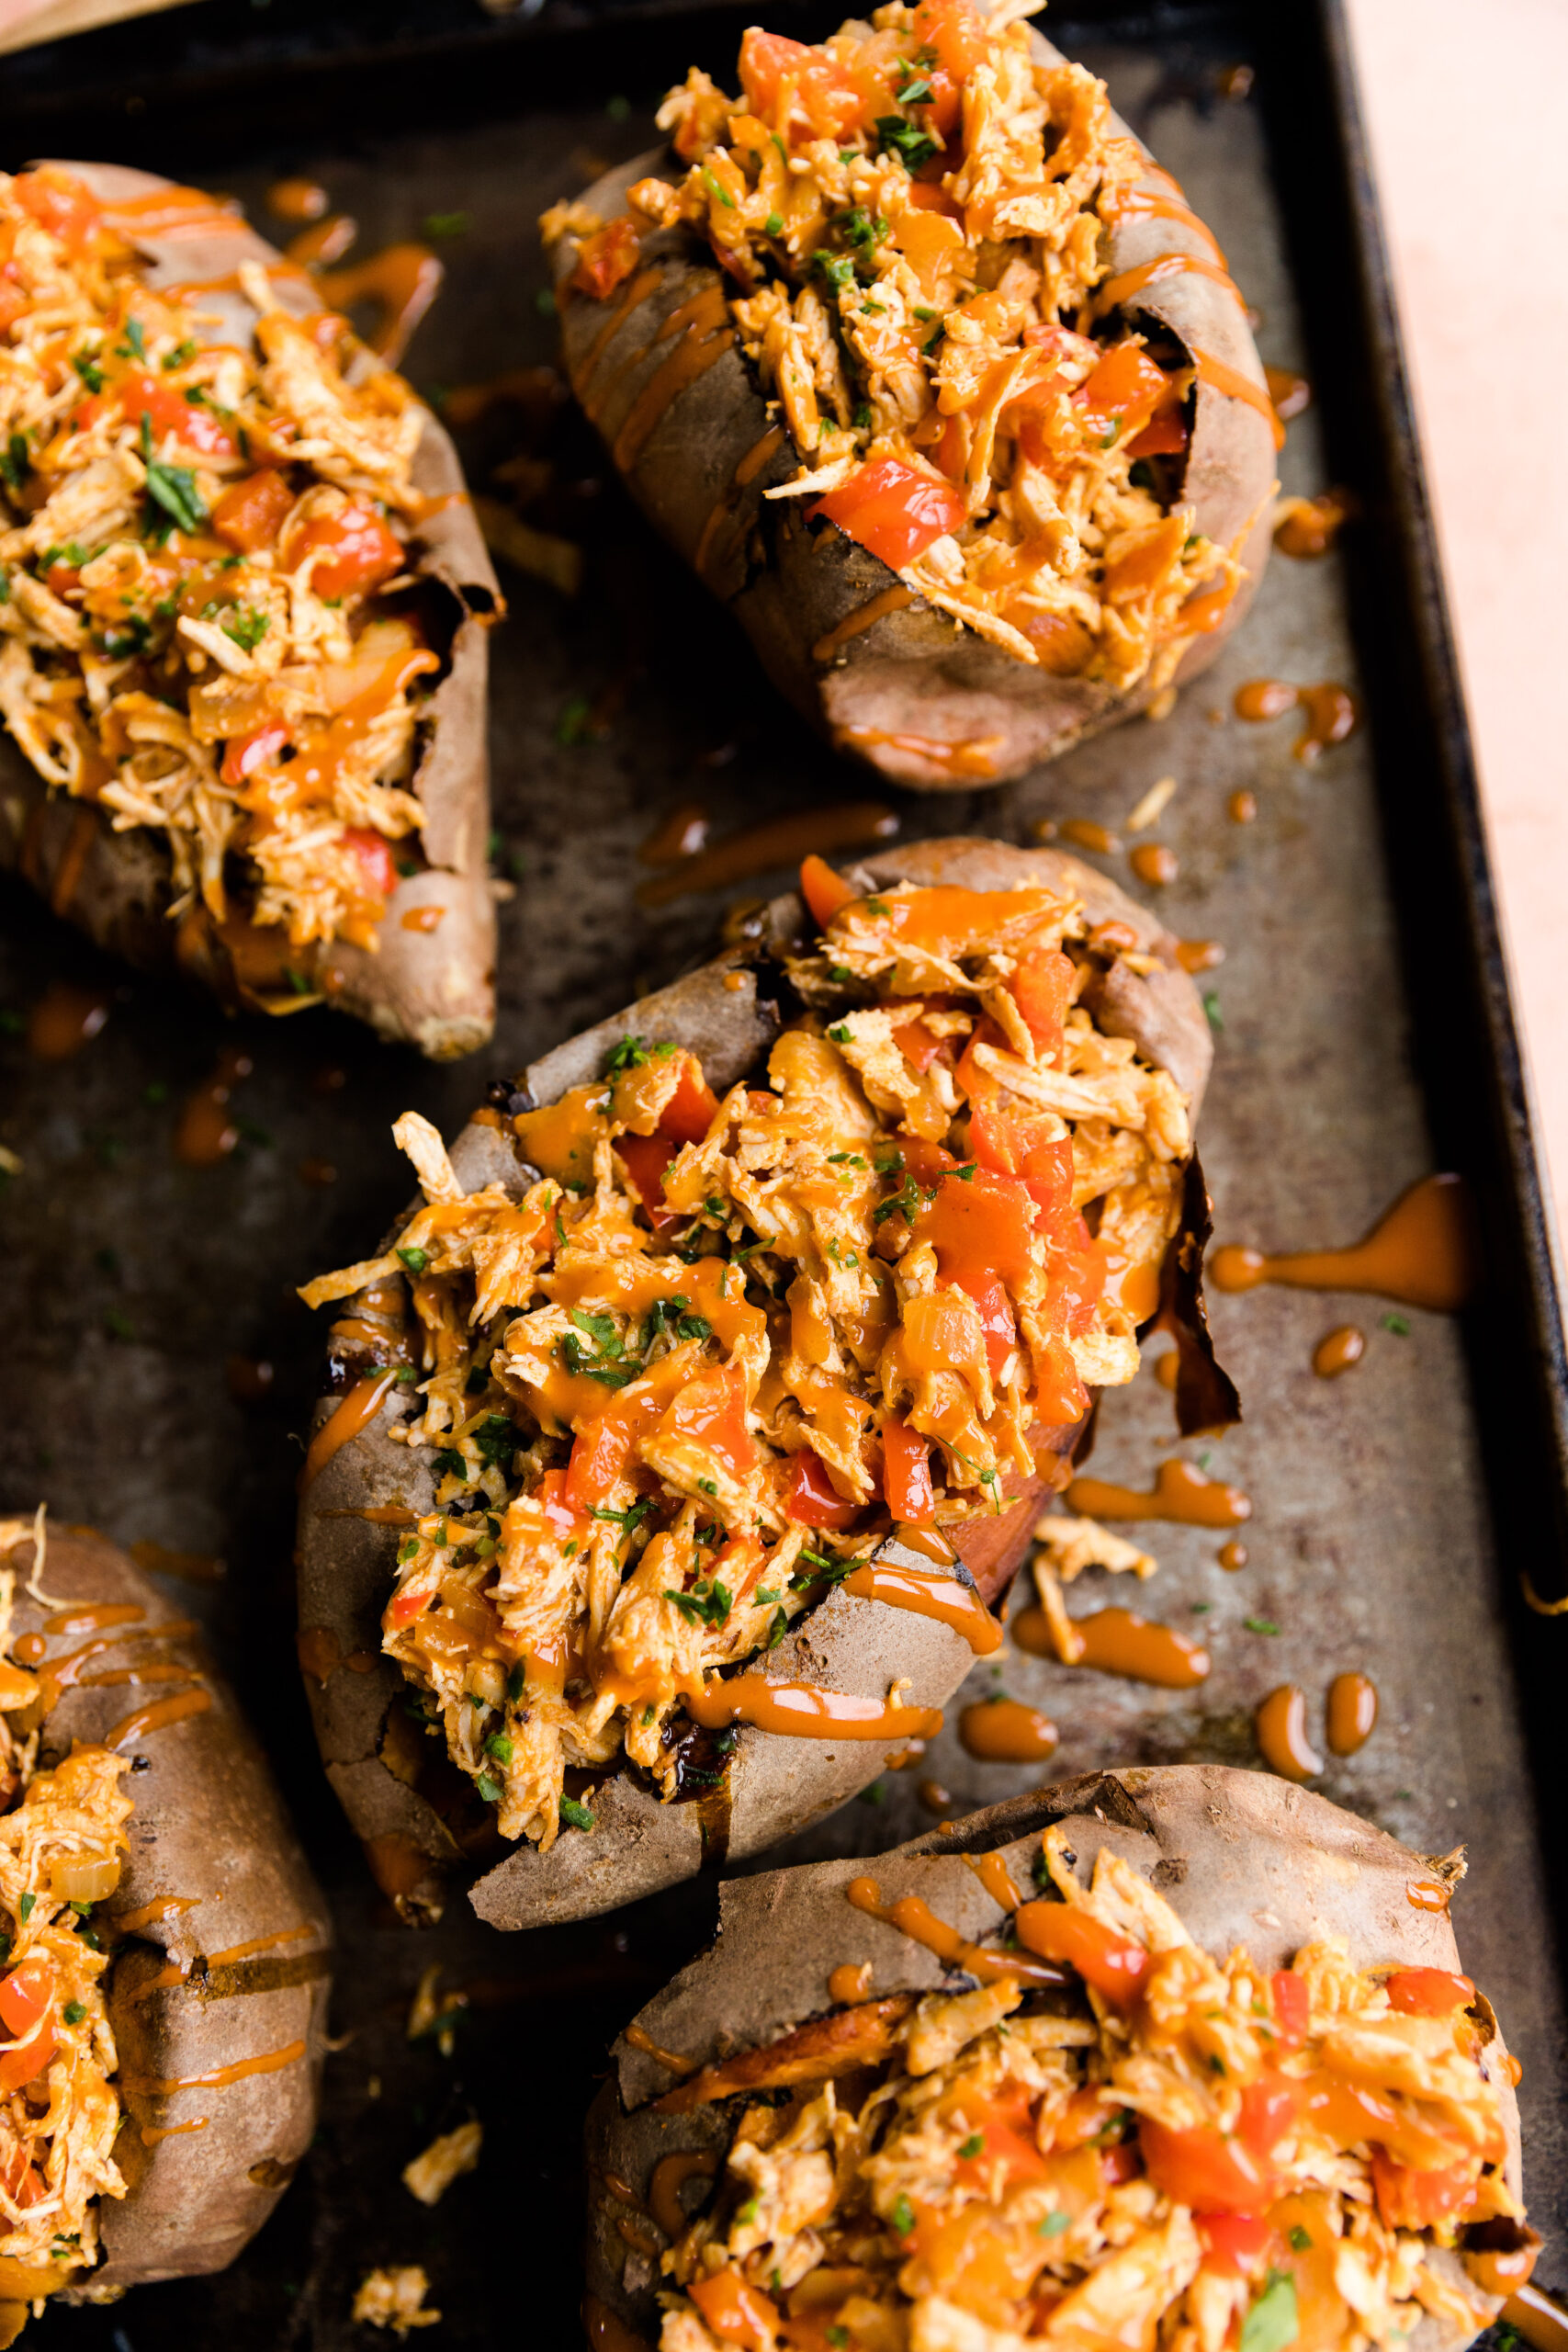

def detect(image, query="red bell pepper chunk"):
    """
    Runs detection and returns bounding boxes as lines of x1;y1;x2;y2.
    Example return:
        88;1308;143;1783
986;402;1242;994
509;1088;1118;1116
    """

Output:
1383;1967;1474;2017
1126;409;1190;459
1013;1902;1150;2007
118;368;240;461
689;2266;780;2352
614;1132;679;1228
659;1060;718;1147
535;1466;591;1544
1198;2212;1270;2278
12;168;102;254
1370;2150;1477;2229
342;827;398;900
388;1584;434;1629
784;1448;862;1530
949;1268;1017;1379
800;853;858;930
1237;2069;1305;2161
882;1412;934;1523
0;1959;55;2092
570;216;640;300
908;0;988;135
288;500;405;601
1074;343;1173;443
1010;946;1074;1059
739;28;866;140
968;1101;1073;1227
918;1166;1040;1294
813;458;966;572
1270;1967;1310;2048
660;1363;757;1486
1139;2115;1277;2214
212;469;295;553
220;722;291;789
565;1388;667;1510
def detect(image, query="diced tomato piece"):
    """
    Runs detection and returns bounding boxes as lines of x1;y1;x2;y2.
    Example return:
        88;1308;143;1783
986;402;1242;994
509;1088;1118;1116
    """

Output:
800;853;857;929
812;458;967;572
1126;409;1189;459
1371;2150;1476;2229
1384;1968;1474;2018
12;168;102;254
1010;947;1074;1058
212;469;295;552
118;368;239;460
288;500;405;601
882;1412;934;1523
917;1166;1040;1294
968;1101;1073;1227
690;2266;780;2352
614;1132;679;1227
739;28;866;139
1139;2116;1277;2214
953;1012;1008;1108
1100;2139;1143;2185
388;1585;434;1629
784;1448;863;1530
42;558;82;597
570;216;641;300
342;827;398;900
565;1388;668;1510
659;1060;719;1147
1270;1968;1310;2049
0;1960;55;2092
1198;2212;1269;2278
890;1012;945;1074
909;0;988;135
952;2088;1050;2185
1074;343;1173;444
1013;1903;1150;2008
949;1269;1016;1379
220;722;290;788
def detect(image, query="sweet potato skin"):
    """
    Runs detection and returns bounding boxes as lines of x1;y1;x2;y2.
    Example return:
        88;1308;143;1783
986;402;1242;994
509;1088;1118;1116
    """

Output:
0;164;500;1061
550;37;1276;790
587;1765;1523;2352
0;1521;330;2299
296;842;1219;1931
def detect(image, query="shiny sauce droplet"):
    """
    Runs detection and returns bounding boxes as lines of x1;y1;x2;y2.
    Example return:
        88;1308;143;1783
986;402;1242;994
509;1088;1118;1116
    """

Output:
1264;365;1312;422
1210;1173;1475;1312
1503;2287;1565;2352
1234;677;1359;763
1406;1878;1451;1913
1176;938;1224;973
266;177;330;223
1274;489;1352;559
174;1045;254;1166
27;979;112;1060
1313;1325;1365;1377
1066;1456;1250;1529
285;213;357;269
958;1698;1058;1763
1325;1670;1378;1756
1156;1351;1180;1391
1012;1603;1211;1688
640;802;711;866
917;1779;953;1815
1059;819;1119;855
1255;1684;1323;1781
1218;1539;1248;1571
1228;788;1258;824
1129;842;1179;888
829;1962;873;2005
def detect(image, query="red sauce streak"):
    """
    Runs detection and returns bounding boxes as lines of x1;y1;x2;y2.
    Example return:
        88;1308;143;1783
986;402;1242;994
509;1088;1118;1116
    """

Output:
1234;677;1359;763
846;1875;1065;1987
141;2118;209;2146
835;725;1002;781
1012;1602;1211;1689
316;245;443;366
612;286;734;472
1210;1173;1475;1313
299;1370;400;1490
684;1679;943;1743
1094;250;1241;317
26;980;111;1061
958;1698;1057;1762
1066;1457;1250;1529
639;803;710;866
111;1895;200;1935
1059;819;1118;854
1255;1684;1323;1781
623;2022;697;2075
266;179;329;224
842;1561;1002;1655
107;1689;212;1748
1190;346;1285;447
122;2037;306;2093
285;214;356;270
813;585;916;662
694;425;788;581
648;2151;719;2241
1504;2287;1567;2352
964;1850;1024;1911
1265;366;1312;422
636;803;897;909
1325;1671;1378;1756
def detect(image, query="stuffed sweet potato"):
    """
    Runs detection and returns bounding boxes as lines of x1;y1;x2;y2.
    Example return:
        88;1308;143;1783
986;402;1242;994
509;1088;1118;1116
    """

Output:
296;837;1234;1930
543;6;1276;790
0;163;499;1058
0;1515;331;2341
587;1764;1535;2352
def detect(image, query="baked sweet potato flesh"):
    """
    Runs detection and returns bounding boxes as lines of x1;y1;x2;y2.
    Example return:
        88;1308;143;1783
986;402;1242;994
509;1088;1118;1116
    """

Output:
295;841;1229;1932
548;21;1276;788
589;1765;1529;2352
0;1521;329;2324
0;164;499;1059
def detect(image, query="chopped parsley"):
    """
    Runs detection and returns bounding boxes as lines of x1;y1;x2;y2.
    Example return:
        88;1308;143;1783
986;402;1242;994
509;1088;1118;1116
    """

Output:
139;413;207;538
891;2193;916;2238
874;116;940;170
1244;1616;1281;1636
473;1412;517;1465
1;433;29;492
958;2132;983;2157
397;1246;430;1274
476;1774;502;1804
62;2000;86;2026
663;1579;732;1628
72;352;105;394
484;1733;514;1763
1382;1311;1411;1337
1289;2226;1313;2253
1038;2209;1069;2237
220;607;270;653
17;1894;34;1923
558;1795;596;1831
117;317;147;361
814;250;856;292
764;212;784;236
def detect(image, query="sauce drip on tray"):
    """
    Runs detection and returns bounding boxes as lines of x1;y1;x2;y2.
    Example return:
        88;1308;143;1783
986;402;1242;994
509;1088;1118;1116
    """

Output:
1255;1684;1323;1781
1325;1670;1378;1756
1210;1173;1475;1312
1011;1603;1211;1688
958;1698;1057;1763
1066;1457;1251;1529
1313;1325;1365;1377
1234;677;1359;763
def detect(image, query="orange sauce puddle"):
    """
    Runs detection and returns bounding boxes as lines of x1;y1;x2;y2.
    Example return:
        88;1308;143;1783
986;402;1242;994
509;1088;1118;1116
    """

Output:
299;1370;400;1490
1265;366;1313;423
636;804;897;909
1176;939;1224;973
958;1698;1057;1762
1275;490;1351;558
1066;1457;1251;1528
1012;1603;1211;1688
107;1688;211;1748
813;585;915;662
174;1045;254;1166
1234;677;1359;763
26;980;110;1060
835;725;1002;781
1130;843;1179;888
1326;1670;1378;1756
1228;788;1258;824
585;2291;656;2352
842;1562;1002;1656
1313;1325;1365;1377
317;244;443;366
1255;1684;1323;1781
685;1678;943;1743
1210;1172;1475;1312
1190;347;1285;447
400;905;445;933
266;178;329;224
1059;819;1118;855
639;803;710;865
623;2022;697;2075
846;1876;1065;1987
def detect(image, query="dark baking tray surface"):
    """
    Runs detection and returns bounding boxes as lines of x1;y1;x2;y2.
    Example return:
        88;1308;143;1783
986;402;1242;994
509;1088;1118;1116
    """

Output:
4;2;1567;2342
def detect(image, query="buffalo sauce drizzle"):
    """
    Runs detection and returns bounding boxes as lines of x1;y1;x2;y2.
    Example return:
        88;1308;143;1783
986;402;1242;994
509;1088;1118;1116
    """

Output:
107;1689;212;1748
1255;1685;1323;1781
648;2151;719;2241
846;1874;1065;1987
1011;1602;1211;1689
693;424;788;581
834;724;1003;781
685;1678;943;1743
26;980;111;1061
1234;677;1359;762
842;1560;1002;1654
1190;347;1285;448
610;286;735;472
316;245;442;366
813;585;917;662
1066;1457;1250;1528
1210;1173;1474;1312
636;802;897;909
623;2021;698;2076
958;1698;1057;1762
299;1369;400;1489
121;2038;307;2094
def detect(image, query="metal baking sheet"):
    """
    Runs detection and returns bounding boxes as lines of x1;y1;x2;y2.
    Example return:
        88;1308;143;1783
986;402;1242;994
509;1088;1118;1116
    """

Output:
3;3;1565;2343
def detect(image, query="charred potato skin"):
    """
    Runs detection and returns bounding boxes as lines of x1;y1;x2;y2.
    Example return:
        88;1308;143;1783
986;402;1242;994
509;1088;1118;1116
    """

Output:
587;1765;1524;2352
0;164;500;1062
550;39;1275;791
2;1524;331;2298
297;841;1216;1931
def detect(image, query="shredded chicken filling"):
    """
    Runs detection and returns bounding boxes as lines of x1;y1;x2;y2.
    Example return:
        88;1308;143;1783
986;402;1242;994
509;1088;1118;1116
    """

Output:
302;876;1190;1852
655;1827;1525;2352
0;167;434;962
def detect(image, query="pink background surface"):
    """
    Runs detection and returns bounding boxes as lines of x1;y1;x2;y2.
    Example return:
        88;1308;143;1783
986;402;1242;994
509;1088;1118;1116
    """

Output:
1345;0;1568;1273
